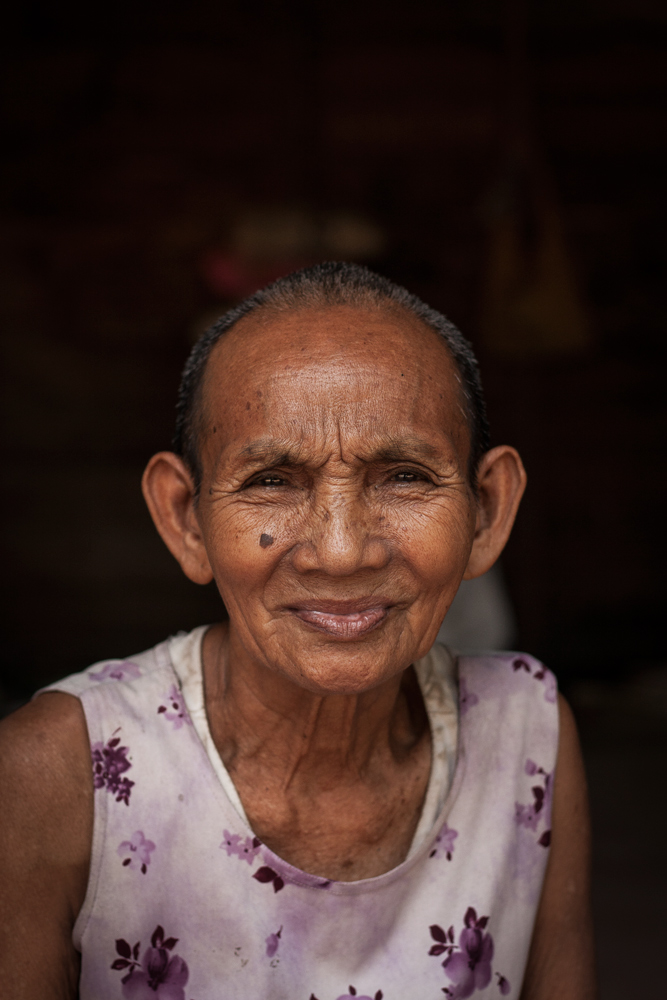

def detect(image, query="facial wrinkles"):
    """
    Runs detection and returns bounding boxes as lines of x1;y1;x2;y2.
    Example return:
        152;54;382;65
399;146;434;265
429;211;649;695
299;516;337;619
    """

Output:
227;382;461;484
218;437;470;595
213;434;462;515
198;322;476;604
306;429;372;553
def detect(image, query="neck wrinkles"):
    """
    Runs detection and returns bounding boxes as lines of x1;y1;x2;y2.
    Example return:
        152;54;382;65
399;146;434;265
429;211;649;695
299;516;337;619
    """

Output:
202;623;426;794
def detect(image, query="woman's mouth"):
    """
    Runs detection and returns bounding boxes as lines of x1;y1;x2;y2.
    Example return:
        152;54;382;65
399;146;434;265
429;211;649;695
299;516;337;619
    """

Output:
289;603;390;639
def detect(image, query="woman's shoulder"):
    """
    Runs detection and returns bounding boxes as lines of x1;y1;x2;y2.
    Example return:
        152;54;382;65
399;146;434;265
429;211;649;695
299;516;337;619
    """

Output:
453;649;560;798
415;643;558;735
0;690;93;988
456;648;558;707
28;631;207;811
0;686;92;784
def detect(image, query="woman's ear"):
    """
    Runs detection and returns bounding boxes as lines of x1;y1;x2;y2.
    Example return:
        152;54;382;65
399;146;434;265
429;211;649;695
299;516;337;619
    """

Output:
141;452;214;585
463;445;527;580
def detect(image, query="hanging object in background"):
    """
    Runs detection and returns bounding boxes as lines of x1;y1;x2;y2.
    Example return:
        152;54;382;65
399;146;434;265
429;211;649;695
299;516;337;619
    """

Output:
479;157;591;357
480;0;591;358
201;205;385;301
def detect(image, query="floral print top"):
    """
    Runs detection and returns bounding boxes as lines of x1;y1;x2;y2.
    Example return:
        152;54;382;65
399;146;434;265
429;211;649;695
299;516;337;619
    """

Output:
40;632;558;1000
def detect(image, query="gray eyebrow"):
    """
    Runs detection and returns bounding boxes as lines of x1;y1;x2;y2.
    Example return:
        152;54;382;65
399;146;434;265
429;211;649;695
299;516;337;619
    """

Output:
372;439;441;461
238;440;297;464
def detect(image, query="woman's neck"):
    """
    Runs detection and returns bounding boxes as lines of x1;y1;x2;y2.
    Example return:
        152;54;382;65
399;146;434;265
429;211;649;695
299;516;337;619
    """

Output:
202;622;427;790
201;622;432;880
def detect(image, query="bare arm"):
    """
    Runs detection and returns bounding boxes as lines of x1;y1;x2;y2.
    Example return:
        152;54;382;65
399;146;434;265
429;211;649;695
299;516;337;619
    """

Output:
0;692;93;998
520;694;598;1000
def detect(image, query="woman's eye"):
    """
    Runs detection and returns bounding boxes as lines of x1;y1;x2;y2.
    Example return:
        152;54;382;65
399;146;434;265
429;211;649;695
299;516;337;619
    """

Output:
391;470;425;483
250;475;286;487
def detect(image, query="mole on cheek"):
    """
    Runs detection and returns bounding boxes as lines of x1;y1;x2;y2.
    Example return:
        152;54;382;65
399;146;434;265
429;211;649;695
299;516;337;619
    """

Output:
259;533;274;548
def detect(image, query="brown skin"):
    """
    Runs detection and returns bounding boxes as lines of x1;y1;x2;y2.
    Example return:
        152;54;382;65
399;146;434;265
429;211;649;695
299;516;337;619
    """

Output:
0;303;596;997
0;691;92;998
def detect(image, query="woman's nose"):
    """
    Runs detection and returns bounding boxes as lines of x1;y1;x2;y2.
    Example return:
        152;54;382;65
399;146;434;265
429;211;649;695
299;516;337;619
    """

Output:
290;490;390;577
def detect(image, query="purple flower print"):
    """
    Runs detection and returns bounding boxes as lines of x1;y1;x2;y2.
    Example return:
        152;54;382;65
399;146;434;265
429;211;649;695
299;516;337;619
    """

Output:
443;923;493;998
429;909;509;999
309;989;383;1000
430;822;458;860
534;668;557;703
265;926;282;958
335;990;383;1000
459;677;479;716
89;660;141;683
157;685;192;730
253;865;285;892
92;732;134;805
515;760;552;847
220;829;262;864
514;802;540;832
511;656;557;703
497;973;511;995
221;830;242;856
429;923;456;957
220;829;307;893
111;925;189;1000
118;831;156;874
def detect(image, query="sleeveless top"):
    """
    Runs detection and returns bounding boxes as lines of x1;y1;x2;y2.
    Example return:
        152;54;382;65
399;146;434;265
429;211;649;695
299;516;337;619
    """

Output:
41;630;559;1000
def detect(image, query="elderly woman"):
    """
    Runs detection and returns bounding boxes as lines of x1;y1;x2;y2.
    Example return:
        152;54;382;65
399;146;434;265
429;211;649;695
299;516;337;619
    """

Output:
0;263;596;999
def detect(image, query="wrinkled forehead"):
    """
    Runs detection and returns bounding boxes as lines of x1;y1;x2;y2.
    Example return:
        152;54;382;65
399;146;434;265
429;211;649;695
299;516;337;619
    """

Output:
199;303;470;447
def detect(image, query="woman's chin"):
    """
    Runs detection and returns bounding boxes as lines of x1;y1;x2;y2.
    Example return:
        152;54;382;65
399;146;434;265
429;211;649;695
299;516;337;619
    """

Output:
270;635;414;696
232;614;425;695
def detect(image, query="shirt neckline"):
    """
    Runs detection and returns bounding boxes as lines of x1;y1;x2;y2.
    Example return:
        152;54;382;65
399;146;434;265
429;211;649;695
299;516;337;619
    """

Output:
166;625;462;891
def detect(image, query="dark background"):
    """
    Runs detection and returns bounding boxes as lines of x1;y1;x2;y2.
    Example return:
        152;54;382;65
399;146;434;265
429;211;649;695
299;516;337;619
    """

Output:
1;1;665;996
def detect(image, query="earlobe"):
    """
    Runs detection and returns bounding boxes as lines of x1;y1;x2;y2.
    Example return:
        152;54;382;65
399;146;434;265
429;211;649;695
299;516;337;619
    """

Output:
141;452;214;585
463;446;527;580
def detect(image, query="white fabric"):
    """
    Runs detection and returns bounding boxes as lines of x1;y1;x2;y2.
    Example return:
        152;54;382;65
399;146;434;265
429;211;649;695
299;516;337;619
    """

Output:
40;631;559;999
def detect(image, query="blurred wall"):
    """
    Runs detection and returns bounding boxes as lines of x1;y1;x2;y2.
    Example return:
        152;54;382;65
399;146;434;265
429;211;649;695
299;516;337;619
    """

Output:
1;0;666;698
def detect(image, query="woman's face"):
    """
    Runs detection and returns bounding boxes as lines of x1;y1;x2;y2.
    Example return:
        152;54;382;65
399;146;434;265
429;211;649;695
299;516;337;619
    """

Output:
194;303;478;694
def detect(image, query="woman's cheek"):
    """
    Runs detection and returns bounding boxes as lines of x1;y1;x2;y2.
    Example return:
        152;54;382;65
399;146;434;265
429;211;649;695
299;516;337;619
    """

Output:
388;497;474;572
206;504;293;578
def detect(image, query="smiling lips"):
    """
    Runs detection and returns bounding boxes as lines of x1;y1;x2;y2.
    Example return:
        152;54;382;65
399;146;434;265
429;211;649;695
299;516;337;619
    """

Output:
291;601;391;639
